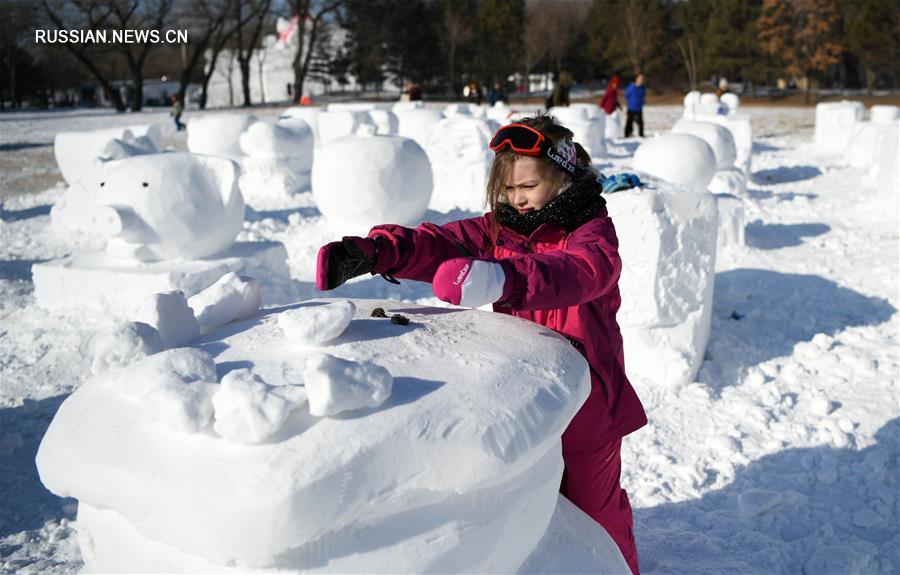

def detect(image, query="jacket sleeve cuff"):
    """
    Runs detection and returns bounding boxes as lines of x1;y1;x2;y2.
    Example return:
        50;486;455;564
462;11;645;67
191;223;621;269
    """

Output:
497;259;527;309
367;230;403;274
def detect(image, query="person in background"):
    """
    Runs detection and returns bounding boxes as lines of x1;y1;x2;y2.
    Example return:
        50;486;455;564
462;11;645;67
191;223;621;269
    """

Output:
314;115;646;574
624;74;646;138
465;80;483;106
599;74;622;115
550;71;574;108
488;82;506;106
715;77;729;98
170;95;184;132
407;82;423;102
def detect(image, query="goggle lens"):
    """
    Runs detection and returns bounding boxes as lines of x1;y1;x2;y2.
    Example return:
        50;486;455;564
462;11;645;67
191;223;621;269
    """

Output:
488;124;545;155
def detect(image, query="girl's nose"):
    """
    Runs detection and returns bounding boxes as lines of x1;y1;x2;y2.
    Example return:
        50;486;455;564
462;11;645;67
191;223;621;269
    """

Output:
512;191;527;207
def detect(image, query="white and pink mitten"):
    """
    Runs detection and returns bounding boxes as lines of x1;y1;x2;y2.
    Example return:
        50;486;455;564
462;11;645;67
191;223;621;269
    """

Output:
432;257;508;308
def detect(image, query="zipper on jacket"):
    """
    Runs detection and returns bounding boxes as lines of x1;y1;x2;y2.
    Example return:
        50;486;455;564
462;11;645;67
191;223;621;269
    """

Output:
567;337;609;400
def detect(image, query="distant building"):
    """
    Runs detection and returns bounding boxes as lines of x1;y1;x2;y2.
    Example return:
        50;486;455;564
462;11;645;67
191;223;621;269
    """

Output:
204;16;402;108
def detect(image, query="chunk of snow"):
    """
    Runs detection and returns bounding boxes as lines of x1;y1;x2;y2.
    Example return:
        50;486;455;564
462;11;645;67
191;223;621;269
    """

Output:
303;352;393;417
114;347;217;400
424;116;495;213
604;109;623;140
186;113;256;159
312;133;432;235
144;379;216;434
90;321;164;375
212;368;306;444
632;133;717;190
814;100;864;156
188;272;261;329
276;300;355;344
134;290;200;348
606;174;718;386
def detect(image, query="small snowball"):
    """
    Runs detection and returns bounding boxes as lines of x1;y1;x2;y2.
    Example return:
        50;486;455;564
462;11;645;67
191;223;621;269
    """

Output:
90;321;164;375
212;368;307;444
145;380;216;434
277;300;356;345
135;290;201;347
188;272;261;329
304;352;393;417
738;489;783;518
116;347;217;400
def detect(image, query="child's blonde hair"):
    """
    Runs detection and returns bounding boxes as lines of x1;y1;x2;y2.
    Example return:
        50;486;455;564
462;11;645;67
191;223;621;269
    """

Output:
485;115;592;221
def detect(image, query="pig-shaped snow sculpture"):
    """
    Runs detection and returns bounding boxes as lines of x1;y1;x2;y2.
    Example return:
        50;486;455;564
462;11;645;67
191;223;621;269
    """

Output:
93;152;245;262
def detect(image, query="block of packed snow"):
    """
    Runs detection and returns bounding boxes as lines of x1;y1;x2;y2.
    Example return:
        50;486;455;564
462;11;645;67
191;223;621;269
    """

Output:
672;119;737;170
720;92;740;114
304;352;393;416
444;103;487;118
316;110;376;146
212;368;307;444
278;106;322;146
814;100;864;155
712;113;753;173
395;107;445;151
276;299;355;344
844;121;892;169
708;166;748;196
604;109;622;140
313;130;432;235
134;290;201;348
188;272;261;330
604;175;718;386
54;125;163;186
548;106;606;159
633;133;716;190
682;90;724;119
187;113;256;159
32;241;289;319
326;103;399;135
712;193;745;249
37;299;597;572
238;120;314;203
871;105;899;124
424;116;495;213
871;120;900;195
90;321;164;375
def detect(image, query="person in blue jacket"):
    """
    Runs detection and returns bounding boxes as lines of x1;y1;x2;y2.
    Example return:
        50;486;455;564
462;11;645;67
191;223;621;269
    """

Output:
624;74;646;138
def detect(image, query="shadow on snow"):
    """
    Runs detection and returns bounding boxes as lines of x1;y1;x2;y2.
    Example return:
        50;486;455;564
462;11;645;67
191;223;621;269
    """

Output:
744;222;830;250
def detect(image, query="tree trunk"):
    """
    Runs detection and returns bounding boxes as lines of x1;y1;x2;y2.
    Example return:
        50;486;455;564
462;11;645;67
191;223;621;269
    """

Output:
804;73;811;104
131;75;143;111
865;67;876;96
240;58;252;106
8;64;16;108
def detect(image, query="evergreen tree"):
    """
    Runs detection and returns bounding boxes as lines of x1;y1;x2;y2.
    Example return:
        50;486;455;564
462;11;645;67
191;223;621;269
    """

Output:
842;0;899;93
475;0;524;86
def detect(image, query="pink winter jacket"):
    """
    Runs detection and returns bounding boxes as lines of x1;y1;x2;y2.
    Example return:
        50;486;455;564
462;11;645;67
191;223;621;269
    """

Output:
368;211;647;449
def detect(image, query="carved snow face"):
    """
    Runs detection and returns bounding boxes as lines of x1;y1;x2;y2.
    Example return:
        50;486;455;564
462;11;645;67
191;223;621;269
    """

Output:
94;152;245;262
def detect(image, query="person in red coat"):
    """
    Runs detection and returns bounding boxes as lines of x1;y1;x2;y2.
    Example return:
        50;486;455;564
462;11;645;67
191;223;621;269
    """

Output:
600;74;622;115
316;115;647;575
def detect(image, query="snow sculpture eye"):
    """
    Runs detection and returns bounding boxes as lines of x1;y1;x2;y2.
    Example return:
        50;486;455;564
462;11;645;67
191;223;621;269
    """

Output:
142;182;149;187
100;182;105;187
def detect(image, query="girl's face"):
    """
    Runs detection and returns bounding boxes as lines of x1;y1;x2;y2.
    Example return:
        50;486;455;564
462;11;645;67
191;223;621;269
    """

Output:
504;156;559;214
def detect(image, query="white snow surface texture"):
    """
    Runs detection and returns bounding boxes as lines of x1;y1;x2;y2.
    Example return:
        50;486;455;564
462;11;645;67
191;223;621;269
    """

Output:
36;299;594;572
0;104;898;574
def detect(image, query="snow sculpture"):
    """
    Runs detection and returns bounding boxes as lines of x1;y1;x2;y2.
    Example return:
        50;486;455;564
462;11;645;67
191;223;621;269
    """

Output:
672;119;737;170
238;119;314;202
186;113;257;159
871;105;899;124
395;107;445;151
278;106;322;146
326;103;399;135
36;299;615;572
605;175;719;386
548;105;607;159
424;116;495;213
605;109;623;140
633;133;717;190
316;109;376;146
444;103;487;118
486;101;514;123
683;90;723;119
870;119;899;196
844;106;900;171
92;152;245;261
720;92;740;114
312;128;433;235
814;100;864;156
700;93;719;107
54;125;163;187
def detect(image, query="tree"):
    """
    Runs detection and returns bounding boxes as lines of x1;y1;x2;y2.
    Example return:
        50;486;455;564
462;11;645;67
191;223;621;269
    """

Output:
382;0;443;92
285;0;344;101
843;0;899;94
526;0;589;77
442;0;474;97
234;0;272;106
476;0;524;86
586;0;664;79
170;1;231;108
0;3;39;109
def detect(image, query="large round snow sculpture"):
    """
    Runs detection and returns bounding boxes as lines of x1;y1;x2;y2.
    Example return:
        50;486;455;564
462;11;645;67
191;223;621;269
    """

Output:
94;152;245;261
312;130;432;234
632;133;716;190
187;113;256;159
672;119;737;170
720;92;740;114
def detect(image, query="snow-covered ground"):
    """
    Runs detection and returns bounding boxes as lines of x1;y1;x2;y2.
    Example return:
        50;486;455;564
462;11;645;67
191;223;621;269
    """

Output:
1;105;897;573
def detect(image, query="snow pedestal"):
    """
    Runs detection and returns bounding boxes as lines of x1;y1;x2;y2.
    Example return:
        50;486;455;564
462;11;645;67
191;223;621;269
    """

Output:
814;101;864;156
187;113;257;160
605;175;718;387
604;110;622;140
238;120;314;203
871;119;900;199
312;130;433;235
35;299;616;573
424;116;495;213
32;241;290;319
548;106;607;159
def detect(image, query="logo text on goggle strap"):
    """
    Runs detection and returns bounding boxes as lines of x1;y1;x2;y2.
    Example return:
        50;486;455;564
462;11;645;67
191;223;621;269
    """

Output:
546;147;576;175
453;263;471;286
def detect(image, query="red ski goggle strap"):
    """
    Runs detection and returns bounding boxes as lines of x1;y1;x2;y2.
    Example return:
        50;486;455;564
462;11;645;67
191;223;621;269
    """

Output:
488;123;578;176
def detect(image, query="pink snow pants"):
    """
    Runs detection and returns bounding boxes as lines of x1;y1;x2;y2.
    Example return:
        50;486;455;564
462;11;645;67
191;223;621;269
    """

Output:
560;438;639;575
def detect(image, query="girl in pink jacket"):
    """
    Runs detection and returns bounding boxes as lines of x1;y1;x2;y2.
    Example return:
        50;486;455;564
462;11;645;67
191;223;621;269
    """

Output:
316;115;646;574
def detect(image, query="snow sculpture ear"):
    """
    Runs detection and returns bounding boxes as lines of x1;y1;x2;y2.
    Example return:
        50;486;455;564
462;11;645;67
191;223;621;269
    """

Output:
194;154;240;208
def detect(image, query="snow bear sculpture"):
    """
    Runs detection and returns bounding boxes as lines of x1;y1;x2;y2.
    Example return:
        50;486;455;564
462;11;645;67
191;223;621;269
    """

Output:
94;152;245;261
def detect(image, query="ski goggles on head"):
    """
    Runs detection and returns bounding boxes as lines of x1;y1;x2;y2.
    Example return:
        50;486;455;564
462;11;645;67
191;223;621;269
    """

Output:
489;123;546;155
489;123;579;176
